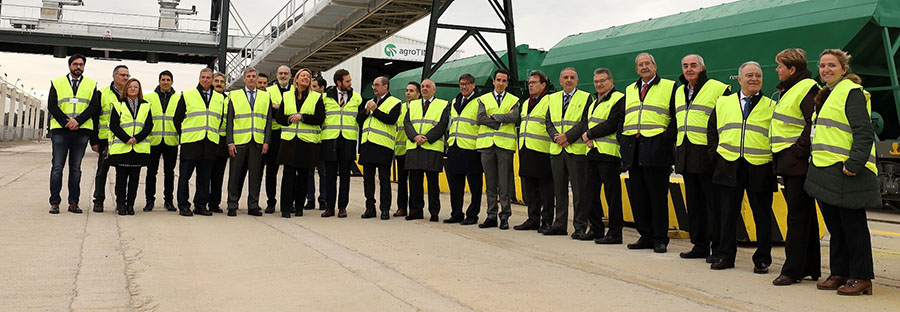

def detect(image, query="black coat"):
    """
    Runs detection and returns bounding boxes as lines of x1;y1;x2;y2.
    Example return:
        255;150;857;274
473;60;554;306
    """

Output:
274;88;326;168
674;72;731;174
617;76;678;169
108;98;153;167
706;92;776;191
805;87;881;209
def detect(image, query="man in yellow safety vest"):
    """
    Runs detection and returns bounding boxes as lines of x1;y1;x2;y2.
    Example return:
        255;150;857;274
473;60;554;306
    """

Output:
143;70;180;212
224;67;272;217
357;76;403;219
476;69;520;230
91;64;129;213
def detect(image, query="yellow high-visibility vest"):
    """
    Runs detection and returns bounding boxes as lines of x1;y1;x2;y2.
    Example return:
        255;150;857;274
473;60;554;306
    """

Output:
266;84;292;131
588;91;625;157
321;90;362;141
406;98;448;153
675;79;729;146
448;95;480;150
180;89;225;145
518;95;552;153
98;86;119;140
228;89;270;145
770;78;818;153
395;102;408;156
49;75;97;130
109;100;151;155
810;79;877;174
622;79;676;137
476;92;519;151
547;89;593;155
145;91;180;146
360;96;402;149
281;89;322;144
715;93;774;165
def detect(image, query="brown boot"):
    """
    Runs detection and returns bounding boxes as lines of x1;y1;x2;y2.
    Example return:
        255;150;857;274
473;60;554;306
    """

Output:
837;279;873;296
816;275;848;290
393;208;407;217
337;208;347;218
321;208;335;218
68;203;83;214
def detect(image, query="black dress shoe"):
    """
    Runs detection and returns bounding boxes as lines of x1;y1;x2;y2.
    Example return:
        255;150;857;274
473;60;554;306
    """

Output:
513;220;539;231
479;218;498;229
143;201;154;212
264;206;276;214
406;210;424;221
680;249;709;259
117;205;127;216
164;202;176;212
281;212;292;218
772;274;800;286
653;243;667;253
68;203;83;214
381;211;390;220
318;201;327;210
627;240;653;250
294;208;304;217
499;219;509;230
248;209;263;217
193;207;212;216
710;259;735;270
126;206;135;215
179;208;193;217
706;255;718;264
584;229;602;240
227;209;237;217
753;263;769;274
537;223;551;233
92;203;103;213
571;230;592;241
594;235;623;245
543;226;567;236
49;204;60;214
429;215;439;222
460;218;477;225
208;206;224;214
304;201;315;210
361;208;376;219
443;216;464;224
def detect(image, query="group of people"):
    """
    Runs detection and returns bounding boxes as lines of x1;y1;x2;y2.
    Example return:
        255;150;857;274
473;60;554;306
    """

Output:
47;47;878;296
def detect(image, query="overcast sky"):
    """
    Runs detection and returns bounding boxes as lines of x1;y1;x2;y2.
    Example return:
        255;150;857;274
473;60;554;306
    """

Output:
0;0;738;105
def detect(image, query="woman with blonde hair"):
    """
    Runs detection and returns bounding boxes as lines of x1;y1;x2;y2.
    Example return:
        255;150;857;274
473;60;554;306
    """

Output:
109;78;153;215
804;49;878;295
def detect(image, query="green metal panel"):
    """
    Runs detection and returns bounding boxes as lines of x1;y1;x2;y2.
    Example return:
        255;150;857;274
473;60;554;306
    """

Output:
540;0;900;137
390;45;547;100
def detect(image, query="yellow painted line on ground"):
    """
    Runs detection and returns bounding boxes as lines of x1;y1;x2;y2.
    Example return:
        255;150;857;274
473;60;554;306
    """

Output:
871;229;900;237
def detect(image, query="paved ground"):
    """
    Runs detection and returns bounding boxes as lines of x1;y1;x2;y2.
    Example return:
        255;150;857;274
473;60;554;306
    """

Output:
1;141;899;311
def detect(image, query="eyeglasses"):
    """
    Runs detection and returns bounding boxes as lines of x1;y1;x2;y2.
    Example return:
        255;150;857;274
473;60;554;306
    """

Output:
459;82;472;86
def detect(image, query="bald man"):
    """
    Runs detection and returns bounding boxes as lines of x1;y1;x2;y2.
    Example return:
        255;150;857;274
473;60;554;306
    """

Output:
357;77;403;219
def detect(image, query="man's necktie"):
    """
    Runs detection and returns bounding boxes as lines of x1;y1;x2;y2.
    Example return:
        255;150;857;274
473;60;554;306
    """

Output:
743;97;752;120
640;83;649;101
340;93;346;106
71;79;80;92
496;94;503;105
248;91;256;108
563;93;572;111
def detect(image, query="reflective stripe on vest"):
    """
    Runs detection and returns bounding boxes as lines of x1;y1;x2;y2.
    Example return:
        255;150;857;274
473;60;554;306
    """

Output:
267;84;292;131
109;100;152;155
229;89;270;145
810;79;877;174
180;89;225;145
623;79;676;137
588;91;624;157
406;98;449;153
97;86;119;139
50;76;97;131
476;92;519;151
675;79;729;146
395;102;408;156
770;78;818;153
281;89;322;143
715;93;774;165
361;96;402;149
518;96;552;153
548;89;593;155
448;96;480;150
321;90;362;141
145;91;181;146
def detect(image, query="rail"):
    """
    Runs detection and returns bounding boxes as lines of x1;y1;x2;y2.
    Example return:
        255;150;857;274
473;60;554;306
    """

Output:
222;0;324;84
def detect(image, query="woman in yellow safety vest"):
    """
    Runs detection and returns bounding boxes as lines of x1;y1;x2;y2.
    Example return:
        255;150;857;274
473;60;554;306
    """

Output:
108;78;153;216
804;49;879;296
273;68;326;218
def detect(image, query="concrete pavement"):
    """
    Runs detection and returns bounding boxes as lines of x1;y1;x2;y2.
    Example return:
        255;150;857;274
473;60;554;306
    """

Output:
1;141;899;311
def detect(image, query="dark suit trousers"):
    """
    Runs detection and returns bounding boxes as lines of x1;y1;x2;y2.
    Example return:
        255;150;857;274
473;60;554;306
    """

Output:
819;201;874;280
114;166;141;208
683;172;719;254
395;155;409;210
409;170;440;215
209;156;228;209
227;142;265;211
146;144;178;203
263;130;281;208
177;158;212;210
363;164;392;212
780;175;822;279
307;161;326;205
93;141;111;205
448;172;483;221
550;152;587;231
714;165;773;265
325;159;352;210
522;176;554;226
281;165;308;214
586;159;623;237
628;165;671;245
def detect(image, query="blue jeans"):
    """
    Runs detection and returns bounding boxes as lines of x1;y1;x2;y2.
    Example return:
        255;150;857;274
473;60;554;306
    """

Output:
49;131;90;205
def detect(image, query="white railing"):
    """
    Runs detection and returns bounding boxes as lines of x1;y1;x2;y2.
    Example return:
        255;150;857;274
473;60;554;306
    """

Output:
222;0;326;84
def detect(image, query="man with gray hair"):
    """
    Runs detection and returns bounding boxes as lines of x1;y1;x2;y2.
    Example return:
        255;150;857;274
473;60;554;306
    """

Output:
224;67;273;217
674;54;732;261
262;65;293;214
619;52;678;253
706;61;775;273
